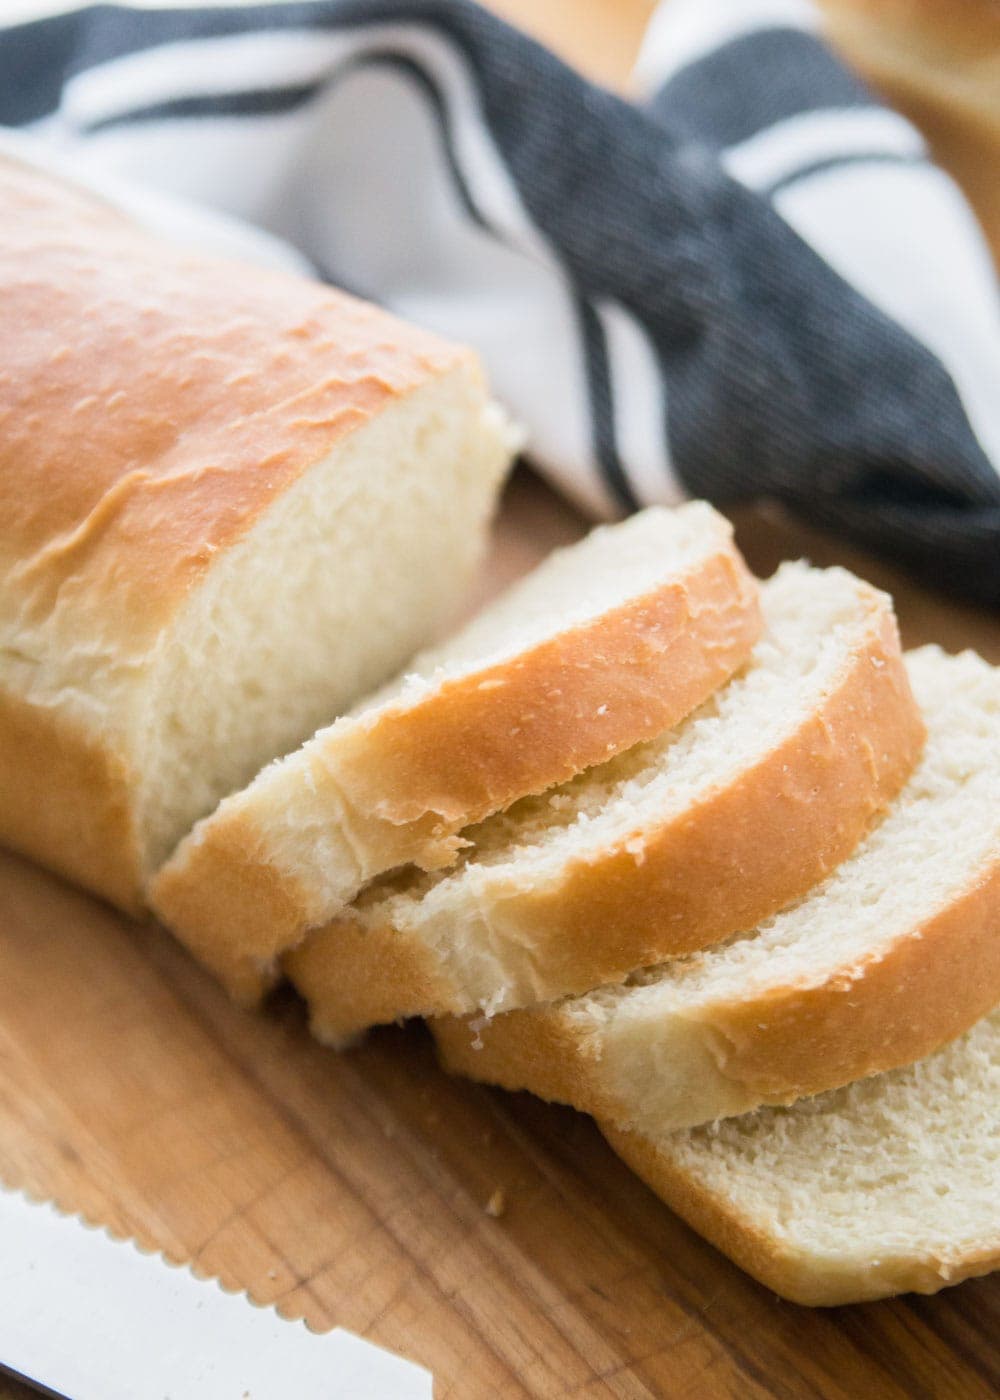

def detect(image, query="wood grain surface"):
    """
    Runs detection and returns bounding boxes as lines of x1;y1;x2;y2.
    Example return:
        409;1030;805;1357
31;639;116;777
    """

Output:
1;473;998;1400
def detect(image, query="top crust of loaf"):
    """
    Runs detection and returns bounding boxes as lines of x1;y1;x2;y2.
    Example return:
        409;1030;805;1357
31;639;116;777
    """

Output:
0;153;505;910
152;506;763;1001
0;155;470;652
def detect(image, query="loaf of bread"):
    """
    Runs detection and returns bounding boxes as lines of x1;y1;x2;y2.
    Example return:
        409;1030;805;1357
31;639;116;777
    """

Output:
289;564;924;1044
0;154;512;913
604;1005;1000;1306
435;647;1000;1128
151;504;762;1002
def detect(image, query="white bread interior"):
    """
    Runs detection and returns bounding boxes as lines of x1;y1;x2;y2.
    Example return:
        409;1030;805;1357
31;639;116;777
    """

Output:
152;503;761;1002
0;152;517;913
291;563;922;1041
137;375;510;873
1;362;511;910
435;647;1000;1129
604;1006;1000;1306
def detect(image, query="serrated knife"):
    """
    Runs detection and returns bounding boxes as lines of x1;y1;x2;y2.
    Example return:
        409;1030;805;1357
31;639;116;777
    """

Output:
0;1186;432;1398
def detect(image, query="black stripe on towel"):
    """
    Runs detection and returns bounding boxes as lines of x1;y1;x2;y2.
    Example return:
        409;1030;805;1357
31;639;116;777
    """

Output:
82;50;491;234
645;28;876;150
576;296;640;513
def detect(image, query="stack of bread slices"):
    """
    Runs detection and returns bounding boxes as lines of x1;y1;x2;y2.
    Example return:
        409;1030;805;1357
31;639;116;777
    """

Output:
4;157;996;1309
151;504;999;1307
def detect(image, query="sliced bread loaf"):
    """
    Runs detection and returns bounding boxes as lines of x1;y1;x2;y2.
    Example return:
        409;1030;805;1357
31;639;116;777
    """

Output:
435;647;1000;1130
289;564;923;1044
0;154;512;915
603;1007;1000;1305
151;504;761;1003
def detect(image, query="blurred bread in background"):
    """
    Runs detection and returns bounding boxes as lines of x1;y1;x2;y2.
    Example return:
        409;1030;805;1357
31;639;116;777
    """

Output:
486;0;1000;266
819;0;1000;266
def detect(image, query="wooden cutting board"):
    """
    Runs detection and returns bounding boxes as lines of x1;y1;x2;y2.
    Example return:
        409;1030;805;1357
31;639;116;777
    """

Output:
2;4;998;1394
1;472;998;1400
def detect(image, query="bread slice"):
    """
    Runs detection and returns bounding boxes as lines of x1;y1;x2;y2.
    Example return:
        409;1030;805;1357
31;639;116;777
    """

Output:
151;504;762;1003
290;564;924;1044
0;153;511;914
435;647;1000;1129
603;1007;1000;1305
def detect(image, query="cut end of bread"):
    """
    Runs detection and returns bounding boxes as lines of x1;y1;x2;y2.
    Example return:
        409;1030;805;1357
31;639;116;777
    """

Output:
138;365;511;881
1;154;519;912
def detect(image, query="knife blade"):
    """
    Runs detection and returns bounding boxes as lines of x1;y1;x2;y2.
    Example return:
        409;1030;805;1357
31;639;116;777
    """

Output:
0;1186;432;1398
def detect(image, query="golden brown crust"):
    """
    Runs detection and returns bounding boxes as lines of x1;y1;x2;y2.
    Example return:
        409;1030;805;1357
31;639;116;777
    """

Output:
697;858;1000;1109
295;597;924;1040
434;1001;611;1113
0;155;467;640
0;689;145;916
449;607;921;993
148;812;311;1007
287;917;457;1046
434;856;1000;1128
0;154;471;910
320;543;761;828
601;1120;1000;1306
159;527;763;1004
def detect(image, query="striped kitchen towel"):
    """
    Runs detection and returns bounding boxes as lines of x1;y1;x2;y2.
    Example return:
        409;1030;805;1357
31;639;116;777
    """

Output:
2;0;998;603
